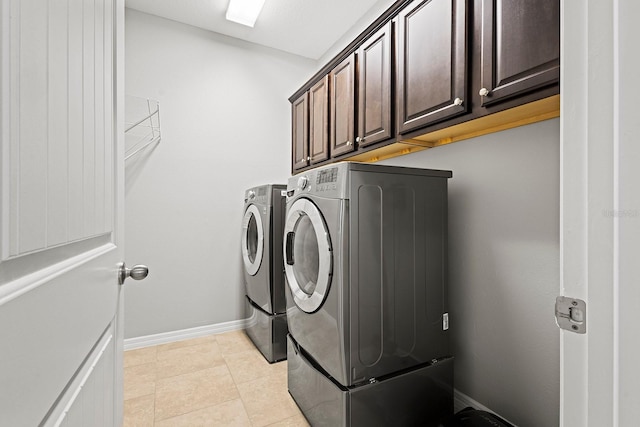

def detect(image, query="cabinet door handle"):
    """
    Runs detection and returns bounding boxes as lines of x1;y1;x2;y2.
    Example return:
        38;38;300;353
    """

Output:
479;88;490;97
346;141;352;146
356;137;360;143
453;97;463;106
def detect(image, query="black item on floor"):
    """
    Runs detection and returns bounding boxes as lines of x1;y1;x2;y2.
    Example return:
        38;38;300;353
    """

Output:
437;407;515;427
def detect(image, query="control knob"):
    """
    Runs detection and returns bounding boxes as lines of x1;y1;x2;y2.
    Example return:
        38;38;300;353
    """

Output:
297;176;309;190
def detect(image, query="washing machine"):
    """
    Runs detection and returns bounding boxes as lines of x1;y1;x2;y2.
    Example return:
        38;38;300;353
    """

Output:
283;162;454;426
241;184;288;363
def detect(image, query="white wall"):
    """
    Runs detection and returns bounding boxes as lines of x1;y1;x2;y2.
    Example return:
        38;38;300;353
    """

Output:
123;9;316;338
318;0;398;65
380;118;560;427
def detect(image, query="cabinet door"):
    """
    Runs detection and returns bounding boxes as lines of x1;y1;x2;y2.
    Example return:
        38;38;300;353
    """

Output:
357;22;393;148
479;0;560;106
397;0;467;134
291;92;309;171
309;76;330;164
330;54;356;157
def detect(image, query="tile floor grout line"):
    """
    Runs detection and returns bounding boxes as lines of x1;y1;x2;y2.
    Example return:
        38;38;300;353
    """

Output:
225;348;255;427
152;384;157;427
236;387;255;427
152;347;157;427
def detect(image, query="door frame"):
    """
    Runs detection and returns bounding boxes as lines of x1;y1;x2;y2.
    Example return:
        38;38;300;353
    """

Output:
560;0;640;425
114;0;125;424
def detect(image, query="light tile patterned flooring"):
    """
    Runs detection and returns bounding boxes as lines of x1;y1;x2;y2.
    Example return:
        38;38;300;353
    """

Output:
124;330;310;426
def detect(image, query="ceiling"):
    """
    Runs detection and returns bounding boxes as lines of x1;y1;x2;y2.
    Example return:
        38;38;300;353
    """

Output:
125;0;384;60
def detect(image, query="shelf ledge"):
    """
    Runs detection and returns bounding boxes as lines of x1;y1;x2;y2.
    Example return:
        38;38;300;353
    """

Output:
345;94;560;163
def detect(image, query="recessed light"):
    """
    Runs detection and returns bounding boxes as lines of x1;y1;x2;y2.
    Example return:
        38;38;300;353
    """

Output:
225;0;266;28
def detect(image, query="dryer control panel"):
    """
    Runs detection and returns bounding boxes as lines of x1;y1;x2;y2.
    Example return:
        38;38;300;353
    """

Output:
288;163;349;199
316;167;338;184
245;187;267;204
245;184;285;205
315;167;339;193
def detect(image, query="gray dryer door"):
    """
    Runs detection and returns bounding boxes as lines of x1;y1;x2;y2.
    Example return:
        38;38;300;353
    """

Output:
242;204;264;276
284;198;333;313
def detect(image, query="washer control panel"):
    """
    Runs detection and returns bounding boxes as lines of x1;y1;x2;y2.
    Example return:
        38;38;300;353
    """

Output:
245;186;268;203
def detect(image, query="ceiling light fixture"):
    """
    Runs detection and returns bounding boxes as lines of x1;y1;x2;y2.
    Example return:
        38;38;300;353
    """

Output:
225;0;266;28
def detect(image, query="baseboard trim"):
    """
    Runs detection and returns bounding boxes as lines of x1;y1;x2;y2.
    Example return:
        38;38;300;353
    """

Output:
453;389;517;426
123;318;248;351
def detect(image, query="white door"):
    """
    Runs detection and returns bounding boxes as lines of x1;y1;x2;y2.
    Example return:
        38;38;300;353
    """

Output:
561;0;640;425
0;0;127;425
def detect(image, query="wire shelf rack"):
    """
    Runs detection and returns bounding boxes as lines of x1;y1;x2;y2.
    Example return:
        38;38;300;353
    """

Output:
125;96;161;160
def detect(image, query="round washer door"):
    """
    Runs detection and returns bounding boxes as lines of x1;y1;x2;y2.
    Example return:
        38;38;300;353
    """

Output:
241;204;264;276
283;198;333;313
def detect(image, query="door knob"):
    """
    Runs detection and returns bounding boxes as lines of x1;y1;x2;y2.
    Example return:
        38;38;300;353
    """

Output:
118;262;149;285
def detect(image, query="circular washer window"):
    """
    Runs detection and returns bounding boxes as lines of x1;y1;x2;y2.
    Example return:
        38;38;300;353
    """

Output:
241;204;264;276
283;198;333;313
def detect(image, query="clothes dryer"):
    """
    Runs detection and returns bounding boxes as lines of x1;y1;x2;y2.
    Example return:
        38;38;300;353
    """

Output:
241;184;287;362
283;162;453;425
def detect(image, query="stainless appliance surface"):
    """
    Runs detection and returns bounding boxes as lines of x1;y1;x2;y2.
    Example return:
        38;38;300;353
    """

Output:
241;184;288;362
284;162;453;387
283;162;454;424
244;296;287;363
242;184;287;314
287;334;453;427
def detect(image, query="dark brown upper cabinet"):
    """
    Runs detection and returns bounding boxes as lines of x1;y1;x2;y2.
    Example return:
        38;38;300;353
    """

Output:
396;0;468;135
478;0;560;106
330;54;356;158
357;21;393;148
291;92;309;171
289;0;560;172
309;76;330;164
